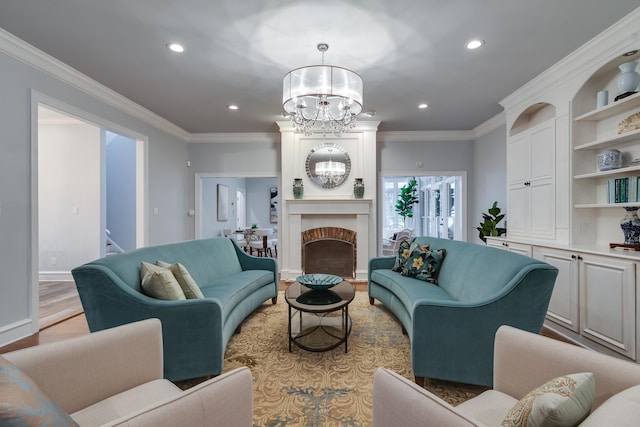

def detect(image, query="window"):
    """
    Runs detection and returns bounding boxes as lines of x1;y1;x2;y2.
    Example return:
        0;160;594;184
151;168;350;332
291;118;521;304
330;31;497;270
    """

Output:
382;175;464;242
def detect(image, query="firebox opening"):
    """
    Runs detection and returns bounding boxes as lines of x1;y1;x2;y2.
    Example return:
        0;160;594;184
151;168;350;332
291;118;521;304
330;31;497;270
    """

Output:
302;227;357;279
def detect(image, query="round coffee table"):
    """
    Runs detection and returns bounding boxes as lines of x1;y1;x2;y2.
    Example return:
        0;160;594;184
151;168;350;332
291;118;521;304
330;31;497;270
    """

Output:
285;279;355;353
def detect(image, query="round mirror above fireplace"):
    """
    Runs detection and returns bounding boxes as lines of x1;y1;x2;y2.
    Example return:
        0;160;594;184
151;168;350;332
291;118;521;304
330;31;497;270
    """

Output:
305;143;351;189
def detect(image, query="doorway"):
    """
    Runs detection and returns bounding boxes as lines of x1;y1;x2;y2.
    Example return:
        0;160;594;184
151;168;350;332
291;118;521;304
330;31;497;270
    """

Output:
33;93;148;328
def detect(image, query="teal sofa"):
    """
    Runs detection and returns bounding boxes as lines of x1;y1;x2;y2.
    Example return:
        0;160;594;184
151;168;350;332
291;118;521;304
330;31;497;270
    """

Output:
368;237;558;387
71;237;278;381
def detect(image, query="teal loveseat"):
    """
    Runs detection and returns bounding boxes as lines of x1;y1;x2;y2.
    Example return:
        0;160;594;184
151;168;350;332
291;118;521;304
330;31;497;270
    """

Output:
368;237;558;387
71;237;278;381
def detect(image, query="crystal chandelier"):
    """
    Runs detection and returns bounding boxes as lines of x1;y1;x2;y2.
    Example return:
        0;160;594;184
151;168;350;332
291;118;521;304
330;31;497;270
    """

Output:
282;43;363;137
315;149;346;185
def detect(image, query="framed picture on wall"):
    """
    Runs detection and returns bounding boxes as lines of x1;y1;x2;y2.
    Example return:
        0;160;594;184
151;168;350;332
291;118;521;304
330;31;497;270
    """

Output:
270;186;278;223
217;184;229;221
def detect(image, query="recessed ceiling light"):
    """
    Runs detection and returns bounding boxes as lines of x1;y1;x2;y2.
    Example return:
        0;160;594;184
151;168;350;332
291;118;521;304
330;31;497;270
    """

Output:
418;103;428;109
466;39;485;50
228;105;239;110
166;43;185;53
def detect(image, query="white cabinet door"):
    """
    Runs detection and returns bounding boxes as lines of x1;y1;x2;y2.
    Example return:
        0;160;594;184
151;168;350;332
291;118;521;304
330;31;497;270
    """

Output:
533;247;579;332
507;119;555;239
580;254;636;359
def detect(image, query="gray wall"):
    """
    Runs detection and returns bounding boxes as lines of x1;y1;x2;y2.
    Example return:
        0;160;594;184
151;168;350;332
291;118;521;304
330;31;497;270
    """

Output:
0;48;189;345
106;131;137;252
187;141;280;239
378;138;477;241
471;125;508;244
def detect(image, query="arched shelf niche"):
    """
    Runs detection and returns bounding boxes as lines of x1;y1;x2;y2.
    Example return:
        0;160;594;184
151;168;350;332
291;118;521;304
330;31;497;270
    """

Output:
509;102;557;137
572;48;640;118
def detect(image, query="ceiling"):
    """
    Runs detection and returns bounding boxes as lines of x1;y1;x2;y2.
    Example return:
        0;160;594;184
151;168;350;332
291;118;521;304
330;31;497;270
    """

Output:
0;1;638;134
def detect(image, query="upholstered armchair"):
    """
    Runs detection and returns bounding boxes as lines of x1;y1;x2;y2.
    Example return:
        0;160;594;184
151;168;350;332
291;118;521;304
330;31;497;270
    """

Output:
1;319;253;426
382;228;413;255
373;325;640;427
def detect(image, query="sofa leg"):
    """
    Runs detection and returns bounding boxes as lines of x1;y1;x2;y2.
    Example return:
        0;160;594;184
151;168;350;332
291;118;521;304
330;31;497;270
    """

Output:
369;296;374;305
271;296;278;304
235;324;242;334
415;376;425;388
401;325;407;335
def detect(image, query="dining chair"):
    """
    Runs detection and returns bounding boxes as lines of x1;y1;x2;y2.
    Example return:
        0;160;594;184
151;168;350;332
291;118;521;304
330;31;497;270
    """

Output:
249;228;277;257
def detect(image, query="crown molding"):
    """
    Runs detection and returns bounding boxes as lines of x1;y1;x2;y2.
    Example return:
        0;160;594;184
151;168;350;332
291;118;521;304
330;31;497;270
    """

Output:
188;132;279;144
0;27;190;141
379;130;474;143
500;6;640;112
472;112;506;138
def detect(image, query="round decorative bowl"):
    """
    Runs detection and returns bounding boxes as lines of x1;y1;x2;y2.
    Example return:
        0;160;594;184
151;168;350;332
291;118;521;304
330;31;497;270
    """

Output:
597;149;623;171
296;274;343;290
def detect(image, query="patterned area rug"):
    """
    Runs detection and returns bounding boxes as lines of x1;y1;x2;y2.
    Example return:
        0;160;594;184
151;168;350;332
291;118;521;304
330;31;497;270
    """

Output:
221;292;488;426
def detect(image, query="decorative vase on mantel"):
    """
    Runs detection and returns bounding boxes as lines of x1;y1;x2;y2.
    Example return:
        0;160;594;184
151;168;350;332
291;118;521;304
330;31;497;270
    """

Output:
293;178;304;200
616;61;640;97
353;178;365;199
620;207;640;245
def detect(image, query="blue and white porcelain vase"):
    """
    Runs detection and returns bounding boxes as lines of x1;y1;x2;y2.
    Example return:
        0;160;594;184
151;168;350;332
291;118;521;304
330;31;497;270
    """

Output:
617;61;640;94
620;207;640;245
597;148;622;171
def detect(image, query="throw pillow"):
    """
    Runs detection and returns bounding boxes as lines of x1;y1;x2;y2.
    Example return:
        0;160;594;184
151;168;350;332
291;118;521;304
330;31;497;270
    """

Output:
0;355;79;427
392;240;425;272
579;384;640;427
140;261;186;300
501;372;595;427
401;247;447;284
156;261;204;299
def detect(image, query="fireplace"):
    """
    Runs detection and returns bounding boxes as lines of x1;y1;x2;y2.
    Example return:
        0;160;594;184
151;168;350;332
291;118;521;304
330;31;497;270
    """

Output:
277;121;379;281
302;227;356;278
281;199;373;281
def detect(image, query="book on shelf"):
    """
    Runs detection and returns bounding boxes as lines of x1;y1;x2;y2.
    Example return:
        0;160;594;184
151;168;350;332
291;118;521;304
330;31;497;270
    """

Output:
607;176;640;204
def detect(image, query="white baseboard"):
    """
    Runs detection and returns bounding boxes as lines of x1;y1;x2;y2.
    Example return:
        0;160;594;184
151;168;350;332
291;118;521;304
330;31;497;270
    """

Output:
39;271;73;282
0;318;36;348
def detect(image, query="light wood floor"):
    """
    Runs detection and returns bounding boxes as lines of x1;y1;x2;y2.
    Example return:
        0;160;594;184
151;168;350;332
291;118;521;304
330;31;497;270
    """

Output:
39;281;84;329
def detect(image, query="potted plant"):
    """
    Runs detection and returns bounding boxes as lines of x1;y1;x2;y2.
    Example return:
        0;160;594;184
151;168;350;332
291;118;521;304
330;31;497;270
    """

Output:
395;179;419;227
476;201;506;243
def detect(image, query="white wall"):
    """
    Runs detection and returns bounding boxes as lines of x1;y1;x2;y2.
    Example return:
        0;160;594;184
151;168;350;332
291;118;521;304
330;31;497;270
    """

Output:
471;125;508;244
38;120;101;279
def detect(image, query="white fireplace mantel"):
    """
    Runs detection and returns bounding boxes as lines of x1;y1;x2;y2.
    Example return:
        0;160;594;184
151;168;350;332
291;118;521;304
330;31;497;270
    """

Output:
282;198;373;281
278;121;379;282
286;198;372;215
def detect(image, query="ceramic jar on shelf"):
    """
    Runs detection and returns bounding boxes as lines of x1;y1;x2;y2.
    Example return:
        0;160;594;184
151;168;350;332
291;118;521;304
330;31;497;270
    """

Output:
597;148;622;171
353;178;364;199
293;178;303;199
617;61;640;95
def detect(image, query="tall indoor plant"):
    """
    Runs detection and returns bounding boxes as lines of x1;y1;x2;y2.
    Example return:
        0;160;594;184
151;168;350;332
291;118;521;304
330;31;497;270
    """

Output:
395;179;418;227
476;201;506;243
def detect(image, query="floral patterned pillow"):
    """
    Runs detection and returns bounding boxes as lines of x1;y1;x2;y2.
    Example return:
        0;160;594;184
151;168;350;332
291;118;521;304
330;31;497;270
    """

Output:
0;355;79;426
401;247;447;284
501;372;595;427
392;240;420;272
